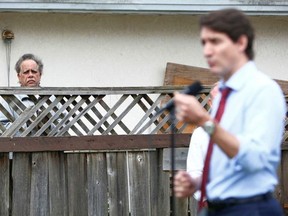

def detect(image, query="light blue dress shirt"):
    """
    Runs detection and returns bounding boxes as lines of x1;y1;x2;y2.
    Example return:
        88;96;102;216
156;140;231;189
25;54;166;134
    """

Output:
207;61;286;201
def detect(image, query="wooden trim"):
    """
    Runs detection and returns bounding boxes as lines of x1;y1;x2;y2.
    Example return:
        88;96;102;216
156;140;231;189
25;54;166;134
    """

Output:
164;62;218;86
1;1;288;15
164;62;288;96
0;86;192;95
282;141;288;150
0;134;191;152
0;135;286;152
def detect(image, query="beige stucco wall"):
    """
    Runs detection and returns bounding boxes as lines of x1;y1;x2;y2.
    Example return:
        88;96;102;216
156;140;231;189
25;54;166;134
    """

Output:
0;13;287;87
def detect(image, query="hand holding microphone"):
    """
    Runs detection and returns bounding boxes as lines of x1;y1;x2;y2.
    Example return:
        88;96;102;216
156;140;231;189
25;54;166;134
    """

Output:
157;81;203;114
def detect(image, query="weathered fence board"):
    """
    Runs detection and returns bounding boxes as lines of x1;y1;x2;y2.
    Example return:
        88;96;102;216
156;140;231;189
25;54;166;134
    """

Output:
128;151;152;216
87;153;108;216
106;152;129;216
152;150;167;215
48;152;68;216
0;134;191;152
66;154;88;216
0;153;9;216
175;198;189;216
282;148;288;215
189;198;198;216
149;150;170;216
30;152;49;216
12;153;32;216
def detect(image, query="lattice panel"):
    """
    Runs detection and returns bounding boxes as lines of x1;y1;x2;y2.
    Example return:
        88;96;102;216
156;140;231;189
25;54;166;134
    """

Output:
284;95;288;142
1;87;287;139
285;109;288;142
0;88;211;137
284;118;288;142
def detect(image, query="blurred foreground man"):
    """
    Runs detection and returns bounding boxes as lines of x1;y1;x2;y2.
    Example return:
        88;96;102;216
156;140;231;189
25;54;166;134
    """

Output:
174;8;286;216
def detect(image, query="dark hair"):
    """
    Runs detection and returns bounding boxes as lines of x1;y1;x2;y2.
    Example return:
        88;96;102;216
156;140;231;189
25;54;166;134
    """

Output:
15;53;44;74
199;8;255;60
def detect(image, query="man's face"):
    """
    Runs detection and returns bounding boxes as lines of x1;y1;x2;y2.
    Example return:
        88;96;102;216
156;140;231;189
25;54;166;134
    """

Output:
17;59;42;87
200;27;246;81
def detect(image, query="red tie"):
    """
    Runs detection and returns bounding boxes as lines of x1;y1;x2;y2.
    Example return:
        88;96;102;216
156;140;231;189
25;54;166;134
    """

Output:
198;87;232;210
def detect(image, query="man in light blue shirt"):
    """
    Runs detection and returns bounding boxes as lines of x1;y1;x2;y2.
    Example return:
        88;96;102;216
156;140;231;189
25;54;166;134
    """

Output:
173;8;286;216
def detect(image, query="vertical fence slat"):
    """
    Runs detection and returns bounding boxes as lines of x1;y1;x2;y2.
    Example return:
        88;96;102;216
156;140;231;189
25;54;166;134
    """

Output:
30;153;49;216
150;150;170;216
67;154;88;216
281;149;288;215
189;197;198;216
12;153;31;216
107;152;129;216
174;198;189;216
128;151;152;216
48;152;68;216
0;153;9;216
87;153;108;216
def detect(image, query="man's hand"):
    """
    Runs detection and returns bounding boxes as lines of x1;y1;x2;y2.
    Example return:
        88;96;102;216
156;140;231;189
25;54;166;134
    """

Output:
174;92;210;126
174;171;199;198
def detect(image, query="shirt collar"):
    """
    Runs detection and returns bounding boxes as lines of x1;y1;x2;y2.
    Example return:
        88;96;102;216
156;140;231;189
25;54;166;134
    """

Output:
219;61;257;92
17;94;30;101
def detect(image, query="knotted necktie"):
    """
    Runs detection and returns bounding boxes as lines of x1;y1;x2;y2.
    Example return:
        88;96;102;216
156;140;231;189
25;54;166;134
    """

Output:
198;87;232;211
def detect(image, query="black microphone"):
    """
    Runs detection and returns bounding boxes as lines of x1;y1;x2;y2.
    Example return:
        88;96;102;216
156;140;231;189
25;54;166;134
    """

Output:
157;81;203;114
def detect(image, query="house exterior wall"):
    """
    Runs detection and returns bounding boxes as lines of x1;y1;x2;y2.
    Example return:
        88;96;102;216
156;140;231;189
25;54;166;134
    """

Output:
0;12;287;87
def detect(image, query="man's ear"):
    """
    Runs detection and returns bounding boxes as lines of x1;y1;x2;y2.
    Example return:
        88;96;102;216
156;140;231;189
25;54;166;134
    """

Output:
237;35;248;53
17;73;22;85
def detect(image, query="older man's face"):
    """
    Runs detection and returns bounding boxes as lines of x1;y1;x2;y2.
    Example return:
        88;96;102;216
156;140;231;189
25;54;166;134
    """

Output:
17;59;41;87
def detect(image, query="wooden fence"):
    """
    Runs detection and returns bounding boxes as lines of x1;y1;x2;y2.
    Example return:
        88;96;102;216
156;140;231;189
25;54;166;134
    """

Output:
0;87;287;216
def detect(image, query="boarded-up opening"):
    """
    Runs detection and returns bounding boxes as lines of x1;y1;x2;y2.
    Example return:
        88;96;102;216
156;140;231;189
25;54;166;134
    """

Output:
162;62;218;134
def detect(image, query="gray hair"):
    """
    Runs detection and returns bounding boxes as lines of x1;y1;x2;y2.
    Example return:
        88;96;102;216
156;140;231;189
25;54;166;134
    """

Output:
15;53;44;74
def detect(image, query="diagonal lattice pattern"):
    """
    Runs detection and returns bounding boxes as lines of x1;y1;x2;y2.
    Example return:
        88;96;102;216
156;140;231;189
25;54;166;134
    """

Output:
0;86;287;139
0;87;211;137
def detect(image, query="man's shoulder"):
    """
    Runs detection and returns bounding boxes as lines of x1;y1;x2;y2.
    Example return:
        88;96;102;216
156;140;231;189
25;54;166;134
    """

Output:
250;71;283;96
